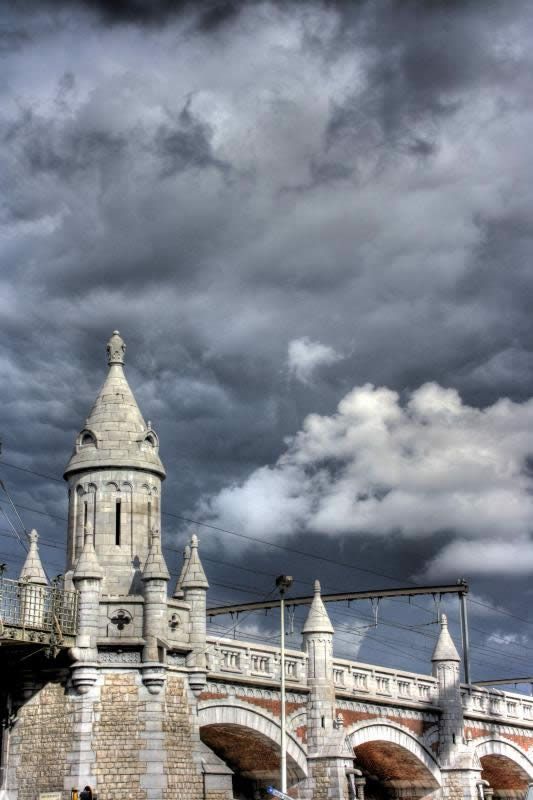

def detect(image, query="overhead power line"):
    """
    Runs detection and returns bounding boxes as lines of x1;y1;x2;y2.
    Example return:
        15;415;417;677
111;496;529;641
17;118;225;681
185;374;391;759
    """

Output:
0;460;414;585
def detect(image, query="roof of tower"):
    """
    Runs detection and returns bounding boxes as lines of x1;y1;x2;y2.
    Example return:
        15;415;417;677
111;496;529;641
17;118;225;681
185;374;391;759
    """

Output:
19;529;48;585
64;331;165;480
302;580;334;635
431;613;461;662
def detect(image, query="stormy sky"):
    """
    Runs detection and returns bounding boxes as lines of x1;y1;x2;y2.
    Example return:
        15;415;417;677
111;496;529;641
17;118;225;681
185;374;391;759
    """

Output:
2;0;533;683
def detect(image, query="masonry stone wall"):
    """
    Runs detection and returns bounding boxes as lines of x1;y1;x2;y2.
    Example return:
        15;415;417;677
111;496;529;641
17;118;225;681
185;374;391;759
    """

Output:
163;674;204;800
92;673;147;800
10;679;74;800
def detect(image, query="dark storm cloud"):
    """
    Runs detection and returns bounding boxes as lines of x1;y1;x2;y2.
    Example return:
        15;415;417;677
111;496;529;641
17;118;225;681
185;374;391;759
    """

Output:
156;99;231;176
2;0;243;29
2;0;533;677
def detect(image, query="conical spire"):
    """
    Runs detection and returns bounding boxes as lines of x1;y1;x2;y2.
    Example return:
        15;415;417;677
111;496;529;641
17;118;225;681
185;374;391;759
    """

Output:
73;523;104;581
64;330;165;479
142;529;170;582
181;534;209;590
432;613;461;662
19;529;48;585
302;580;334;635
172;544;190;599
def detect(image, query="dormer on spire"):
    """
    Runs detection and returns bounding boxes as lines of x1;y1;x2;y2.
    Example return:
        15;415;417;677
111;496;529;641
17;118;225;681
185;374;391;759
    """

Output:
106;330;126;366
19;529;48;586
302;580;334;635
432;613;461;663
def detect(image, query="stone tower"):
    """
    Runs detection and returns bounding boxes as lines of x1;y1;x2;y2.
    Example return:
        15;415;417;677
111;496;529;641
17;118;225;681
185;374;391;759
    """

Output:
64;330;165;595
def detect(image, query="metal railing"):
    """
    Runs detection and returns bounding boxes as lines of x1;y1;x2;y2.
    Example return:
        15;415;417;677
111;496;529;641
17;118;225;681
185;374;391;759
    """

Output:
0;575;78;648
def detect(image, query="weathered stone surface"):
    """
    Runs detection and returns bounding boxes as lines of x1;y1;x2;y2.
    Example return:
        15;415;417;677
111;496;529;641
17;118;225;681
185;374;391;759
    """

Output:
10;680;75;800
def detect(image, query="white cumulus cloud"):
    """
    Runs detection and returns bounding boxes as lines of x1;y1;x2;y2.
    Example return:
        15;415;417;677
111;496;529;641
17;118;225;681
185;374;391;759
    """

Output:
287;337;342;383
194;382;533;577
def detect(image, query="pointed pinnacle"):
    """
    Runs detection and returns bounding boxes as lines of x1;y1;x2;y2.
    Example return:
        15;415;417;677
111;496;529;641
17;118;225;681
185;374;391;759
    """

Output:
432;612;461;662
302;578;334;634
73;523;104;581
142;529;170;582
173;544;190;599
181;534;209;590
19;529;48;586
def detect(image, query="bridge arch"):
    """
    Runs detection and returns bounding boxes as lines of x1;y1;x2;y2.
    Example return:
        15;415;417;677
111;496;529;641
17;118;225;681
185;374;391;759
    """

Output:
475;736;533;796
198;699;308;796
346;721;442;798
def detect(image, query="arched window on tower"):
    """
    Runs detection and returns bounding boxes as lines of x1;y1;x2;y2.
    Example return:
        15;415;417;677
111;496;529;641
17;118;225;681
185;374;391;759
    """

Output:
115;499;121;546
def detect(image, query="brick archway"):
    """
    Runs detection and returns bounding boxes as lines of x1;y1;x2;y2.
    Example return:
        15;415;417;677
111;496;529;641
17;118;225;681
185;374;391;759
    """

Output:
475;738;533;797
346;721;442;798
198;700;308;782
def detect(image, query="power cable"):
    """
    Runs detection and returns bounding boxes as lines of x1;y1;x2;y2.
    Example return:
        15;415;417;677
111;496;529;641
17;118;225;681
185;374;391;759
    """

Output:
0;460;415;585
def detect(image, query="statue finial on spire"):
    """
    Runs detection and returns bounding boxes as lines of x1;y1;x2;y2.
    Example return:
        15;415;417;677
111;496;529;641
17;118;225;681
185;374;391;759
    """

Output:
106;330;126;366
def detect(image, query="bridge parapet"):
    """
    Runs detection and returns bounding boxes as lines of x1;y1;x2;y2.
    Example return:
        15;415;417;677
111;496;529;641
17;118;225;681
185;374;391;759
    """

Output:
206;635;308;685
463;684;533;724
333;656;438;707
205;635;439;709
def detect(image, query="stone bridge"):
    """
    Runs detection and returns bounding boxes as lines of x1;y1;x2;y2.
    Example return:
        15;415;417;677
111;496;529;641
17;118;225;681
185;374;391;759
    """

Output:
193;630;533;799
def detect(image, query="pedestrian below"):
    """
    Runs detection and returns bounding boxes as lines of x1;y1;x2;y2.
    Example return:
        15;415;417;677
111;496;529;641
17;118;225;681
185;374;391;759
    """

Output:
80;786;92;800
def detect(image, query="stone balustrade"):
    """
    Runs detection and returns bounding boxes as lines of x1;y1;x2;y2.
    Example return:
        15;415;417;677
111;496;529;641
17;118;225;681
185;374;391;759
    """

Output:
206;636;439;708
206;636;308;684
462;684;533;725
332;657;438;706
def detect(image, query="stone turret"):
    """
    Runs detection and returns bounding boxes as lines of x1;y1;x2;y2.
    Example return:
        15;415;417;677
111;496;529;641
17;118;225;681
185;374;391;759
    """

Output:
70;524;104;695
302;581;335;750
302;581;353;798
19;529;48;629
141;529;170;694
432;613;462;766
431;613;480;798
182;534;209;694
64;331;165;595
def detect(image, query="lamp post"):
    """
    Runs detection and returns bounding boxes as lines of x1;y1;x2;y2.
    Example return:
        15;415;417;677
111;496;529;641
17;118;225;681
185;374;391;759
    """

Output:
276;574;293;795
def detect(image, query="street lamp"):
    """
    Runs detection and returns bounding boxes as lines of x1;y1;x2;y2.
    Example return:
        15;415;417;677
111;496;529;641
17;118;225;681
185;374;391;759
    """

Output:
276;574;293;794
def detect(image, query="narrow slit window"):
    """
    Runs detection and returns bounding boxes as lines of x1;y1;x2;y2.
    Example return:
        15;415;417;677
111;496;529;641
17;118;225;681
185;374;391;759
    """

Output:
84;501;88;531
115;500;121;546
148;500;152;534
